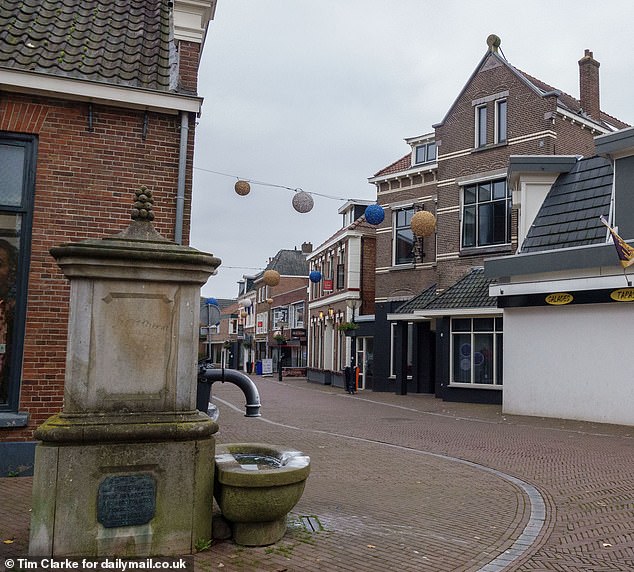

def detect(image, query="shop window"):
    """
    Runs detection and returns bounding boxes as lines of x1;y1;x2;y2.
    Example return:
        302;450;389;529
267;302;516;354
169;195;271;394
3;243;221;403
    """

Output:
450;317;503;386
461;179;511;248
0;134;36;411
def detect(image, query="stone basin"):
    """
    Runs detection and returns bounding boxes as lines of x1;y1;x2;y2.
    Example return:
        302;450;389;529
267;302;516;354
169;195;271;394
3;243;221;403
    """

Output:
214;443;311;546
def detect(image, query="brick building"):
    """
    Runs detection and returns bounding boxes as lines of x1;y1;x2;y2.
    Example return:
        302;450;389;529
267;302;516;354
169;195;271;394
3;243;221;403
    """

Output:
368;37;628;402
0;0;217;470
306;200;376;389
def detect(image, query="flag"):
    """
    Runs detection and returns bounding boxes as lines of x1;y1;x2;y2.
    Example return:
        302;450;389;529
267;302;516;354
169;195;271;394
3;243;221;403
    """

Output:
600;215;634;268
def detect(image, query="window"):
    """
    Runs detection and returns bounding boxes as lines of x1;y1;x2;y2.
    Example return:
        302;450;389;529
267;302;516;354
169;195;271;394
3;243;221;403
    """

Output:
290;302;304;328
495;99;507;143
450;317;503;386
475;105;487;147
414;142;436;164
272;306;289;329
1;134;36;411
336;263;345;290
462;179;511;248
393;207;415;265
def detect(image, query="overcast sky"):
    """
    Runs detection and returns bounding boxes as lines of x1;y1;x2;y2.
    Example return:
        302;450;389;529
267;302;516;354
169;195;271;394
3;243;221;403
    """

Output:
190;0;634;299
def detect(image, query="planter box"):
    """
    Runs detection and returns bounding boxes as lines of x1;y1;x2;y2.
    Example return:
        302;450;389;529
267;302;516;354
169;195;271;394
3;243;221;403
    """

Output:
307;369;331;385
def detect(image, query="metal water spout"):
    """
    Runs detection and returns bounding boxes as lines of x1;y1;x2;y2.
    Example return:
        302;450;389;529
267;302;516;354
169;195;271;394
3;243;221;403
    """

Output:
198;367;261;417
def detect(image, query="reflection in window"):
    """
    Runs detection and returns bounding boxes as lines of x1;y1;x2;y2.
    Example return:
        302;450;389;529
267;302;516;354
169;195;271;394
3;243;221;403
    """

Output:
0;236;18;404
462;179;510;248
450;317;503;386
394;208;414;265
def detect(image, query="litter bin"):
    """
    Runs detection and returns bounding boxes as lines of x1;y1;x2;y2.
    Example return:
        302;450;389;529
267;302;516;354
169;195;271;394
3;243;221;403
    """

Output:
255;360;263;375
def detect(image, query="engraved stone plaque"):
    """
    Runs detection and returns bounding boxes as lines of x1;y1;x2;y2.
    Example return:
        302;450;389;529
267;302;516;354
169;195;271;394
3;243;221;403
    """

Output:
97;474;156;528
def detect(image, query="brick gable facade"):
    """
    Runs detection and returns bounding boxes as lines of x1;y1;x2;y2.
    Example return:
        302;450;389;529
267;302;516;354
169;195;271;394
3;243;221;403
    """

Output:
369;43;629;398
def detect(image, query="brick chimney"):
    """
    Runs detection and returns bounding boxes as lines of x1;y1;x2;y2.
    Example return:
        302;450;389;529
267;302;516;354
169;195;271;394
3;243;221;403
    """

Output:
301;242;313;254
578;49;600;120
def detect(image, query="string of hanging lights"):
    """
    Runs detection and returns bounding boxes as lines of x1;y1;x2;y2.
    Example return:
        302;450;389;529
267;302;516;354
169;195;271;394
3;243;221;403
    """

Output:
193;166;436;234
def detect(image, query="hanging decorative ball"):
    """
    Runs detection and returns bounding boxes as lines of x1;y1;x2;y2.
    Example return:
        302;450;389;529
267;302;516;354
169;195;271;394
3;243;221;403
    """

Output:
240;310;247;318
309;270;322;283
263;269;281;286
292;190;314;213
365;203;385;225
266;298;274;305
235;180;251;196
206;297;219;306
410;210;437;237
242;298;252;308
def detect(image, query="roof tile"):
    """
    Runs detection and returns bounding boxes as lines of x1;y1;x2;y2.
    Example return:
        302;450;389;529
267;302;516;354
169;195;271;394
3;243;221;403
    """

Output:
0;0;173;92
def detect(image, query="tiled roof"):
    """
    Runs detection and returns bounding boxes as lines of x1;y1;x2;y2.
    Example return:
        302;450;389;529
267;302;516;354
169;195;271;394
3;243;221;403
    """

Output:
521;156;613;253
392;268;495;315
395;284;437;313
514;66;629;131
266;249;309;277
425;267;496;310
0;0;173;92
373;154;411;178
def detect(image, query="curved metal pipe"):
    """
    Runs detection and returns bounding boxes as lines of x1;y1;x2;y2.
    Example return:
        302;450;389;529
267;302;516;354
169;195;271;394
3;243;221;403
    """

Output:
200;368;261;417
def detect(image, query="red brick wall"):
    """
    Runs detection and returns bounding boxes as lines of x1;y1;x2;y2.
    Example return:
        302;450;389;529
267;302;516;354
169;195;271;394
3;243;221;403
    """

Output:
178;41;201;93
0;93;196;440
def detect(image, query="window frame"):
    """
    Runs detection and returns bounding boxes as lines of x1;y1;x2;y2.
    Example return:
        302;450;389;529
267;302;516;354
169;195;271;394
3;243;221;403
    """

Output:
0;133;37;414
461;178;511;249
449;316;503;387
475;104;487;148
495;99;507;144
414;141;437;165
392;207;415;266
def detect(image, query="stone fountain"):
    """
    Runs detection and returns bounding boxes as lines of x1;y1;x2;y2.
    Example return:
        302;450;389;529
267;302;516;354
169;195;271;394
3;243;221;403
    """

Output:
29;188;221;557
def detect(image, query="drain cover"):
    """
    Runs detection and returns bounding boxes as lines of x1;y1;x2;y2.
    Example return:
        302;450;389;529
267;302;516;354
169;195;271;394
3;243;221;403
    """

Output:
299;515;323;533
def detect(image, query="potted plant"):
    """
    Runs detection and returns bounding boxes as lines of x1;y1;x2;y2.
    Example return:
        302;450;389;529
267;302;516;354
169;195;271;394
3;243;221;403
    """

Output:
337;321;358;334
273;333;287;344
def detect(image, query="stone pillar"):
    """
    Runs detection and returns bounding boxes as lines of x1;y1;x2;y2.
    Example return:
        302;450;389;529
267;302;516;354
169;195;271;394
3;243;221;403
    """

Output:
29;188;221;557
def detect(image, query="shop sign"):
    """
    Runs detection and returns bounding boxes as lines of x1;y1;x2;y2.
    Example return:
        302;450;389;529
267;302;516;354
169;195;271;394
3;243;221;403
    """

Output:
545;293;573;305
323;278;333;292
610;287;634;302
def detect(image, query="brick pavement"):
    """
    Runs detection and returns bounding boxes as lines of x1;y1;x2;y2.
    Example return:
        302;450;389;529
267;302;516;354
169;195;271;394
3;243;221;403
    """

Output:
1;375;633;571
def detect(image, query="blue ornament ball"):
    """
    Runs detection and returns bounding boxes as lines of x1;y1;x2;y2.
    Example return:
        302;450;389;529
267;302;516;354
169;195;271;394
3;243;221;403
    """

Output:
206;297;219;306
365;204;385;225
309;270;322;283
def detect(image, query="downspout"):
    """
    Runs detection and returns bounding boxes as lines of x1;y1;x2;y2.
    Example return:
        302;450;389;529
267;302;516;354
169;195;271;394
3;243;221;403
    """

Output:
175;111;188;244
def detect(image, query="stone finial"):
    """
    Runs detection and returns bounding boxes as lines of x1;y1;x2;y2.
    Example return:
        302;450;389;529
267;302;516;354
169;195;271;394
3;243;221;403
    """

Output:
487;34;501;53
131;186;155;222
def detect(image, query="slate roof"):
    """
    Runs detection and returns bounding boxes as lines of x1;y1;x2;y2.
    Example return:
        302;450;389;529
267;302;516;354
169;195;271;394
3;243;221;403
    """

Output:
395;284;437;313
521;156;613;253
393;268;496;315
0;0;174;92
265;249;309;277
425;267;496;310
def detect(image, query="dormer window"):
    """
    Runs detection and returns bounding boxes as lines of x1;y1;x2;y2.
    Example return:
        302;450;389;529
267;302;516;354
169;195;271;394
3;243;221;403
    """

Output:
414;142;436;165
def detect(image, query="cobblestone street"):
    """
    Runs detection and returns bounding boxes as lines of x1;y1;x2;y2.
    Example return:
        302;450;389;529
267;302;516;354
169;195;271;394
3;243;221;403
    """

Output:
2;375;634;571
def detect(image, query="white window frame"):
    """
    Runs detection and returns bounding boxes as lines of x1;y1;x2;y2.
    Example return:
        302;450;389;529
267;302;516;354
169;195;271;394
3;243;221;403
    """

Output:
475;104;487;148
495;99;507;144
414;141;437;165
